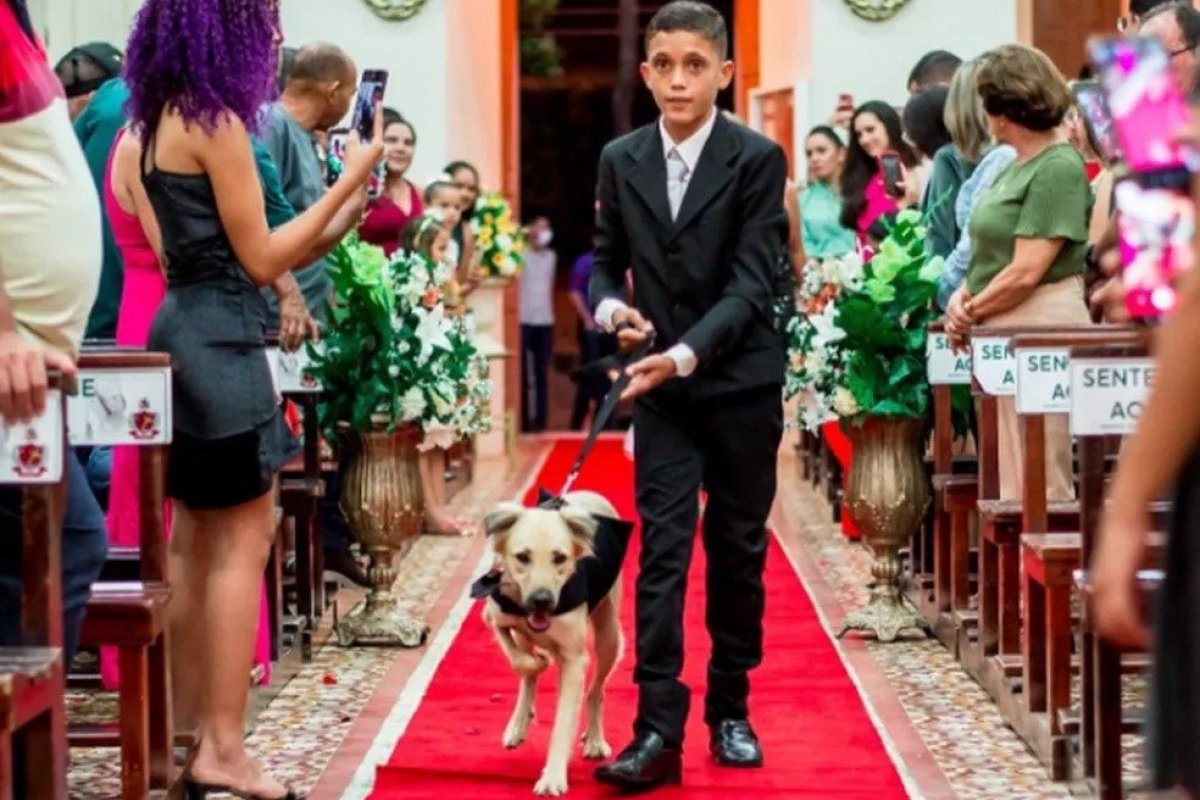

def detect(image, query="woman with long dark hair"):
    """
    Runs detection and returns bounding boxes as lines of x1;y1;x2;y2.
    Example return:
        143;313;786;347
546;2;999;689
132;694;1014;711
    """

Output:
122;1;382;796
359;107;422;255
838;101;918;245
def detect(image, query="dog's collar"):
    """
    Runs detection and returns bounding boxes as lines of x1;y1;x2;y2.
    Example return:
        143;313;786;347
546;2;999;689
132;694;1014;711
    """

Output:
469;514;635;620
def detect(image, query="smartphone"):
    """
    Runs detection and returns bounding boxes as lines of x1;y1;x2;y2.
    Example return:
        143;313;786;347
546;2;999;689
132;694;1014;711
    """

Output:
879;151;904;199
1089;35;1197;172
349;69;389;142
325;128;348;188
1072;81;1122;164
1114;168;1196;318
837;92;854;111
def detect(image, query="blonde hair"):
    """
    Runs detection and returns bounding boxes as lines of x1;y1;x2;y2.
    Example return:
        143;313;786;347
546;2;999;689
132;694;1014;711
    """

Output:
975;44;1072;132
944;60;991;162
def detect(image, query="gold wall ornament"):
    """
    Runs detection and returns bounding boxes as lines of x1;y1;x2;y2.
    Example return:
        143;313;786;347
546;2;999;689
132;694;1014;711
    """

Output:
363;0;429;21
842;0;914;22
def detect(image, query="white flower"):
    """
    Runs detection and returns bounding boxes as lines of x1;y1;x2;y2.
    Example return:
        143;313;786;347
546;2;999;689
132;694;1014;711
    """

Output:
832;386;860;417
419;423;457;452
414;306;453;363
387;364;400;378
809;303;846;349
400;387;427;421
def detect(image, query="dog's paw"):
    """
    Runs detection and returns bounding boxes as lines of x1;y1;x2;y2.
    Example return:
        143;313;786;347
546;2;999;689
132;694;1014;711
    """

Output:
513;653;549;679
502;723;527;749
533;769;569;796
580;733;611;760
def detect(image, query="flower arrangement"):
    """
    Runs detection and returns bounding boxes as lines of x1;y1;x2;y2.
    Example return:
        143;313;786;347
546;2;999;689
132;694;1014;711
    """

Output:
307;234;493;450
784;251;864;431
786;209;945;428
472;191;526;278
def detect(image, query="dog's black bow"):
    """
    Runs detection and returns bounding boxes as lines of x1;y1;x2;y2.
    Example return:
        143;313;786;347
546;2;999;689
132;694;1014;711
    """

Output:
470;513;635;618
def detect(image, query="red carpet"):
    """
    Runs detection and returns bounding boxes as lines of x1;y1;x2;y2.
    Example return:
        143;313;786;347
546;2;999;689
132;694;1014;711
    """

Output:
370;438;908;798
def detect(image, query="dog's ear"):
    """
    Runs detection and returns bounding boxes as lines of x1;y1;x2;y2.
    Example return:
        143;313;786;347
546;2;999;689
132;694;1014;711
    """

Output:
483;502;525;544
559;506;599;558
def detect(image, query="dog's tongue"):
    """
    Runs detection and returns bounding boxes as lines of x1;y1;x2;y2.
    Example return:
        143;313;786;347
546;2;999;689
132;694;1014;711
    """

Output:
528;611;551;632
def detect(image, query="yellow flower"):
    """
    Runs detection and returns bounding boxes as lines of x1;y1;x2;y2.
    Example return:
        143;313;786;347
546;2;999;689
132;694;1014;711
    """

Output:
492;253;504;267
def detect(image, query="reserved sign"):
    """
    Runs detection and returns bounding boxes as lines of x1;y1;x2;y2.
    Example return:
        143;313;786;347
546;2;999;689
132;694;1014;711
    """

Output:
972;337;1016;396
926;333;972;385
268;344;324;394
67;367;172;446
0;389;64;484
1069;358;1155;436
1016;347;1071;414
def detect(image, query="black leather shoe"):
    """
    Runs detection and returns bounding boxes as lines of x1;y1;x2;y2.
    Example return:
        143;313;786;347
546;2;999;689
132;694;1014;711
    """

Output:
594;732;683;791
709;719;763;767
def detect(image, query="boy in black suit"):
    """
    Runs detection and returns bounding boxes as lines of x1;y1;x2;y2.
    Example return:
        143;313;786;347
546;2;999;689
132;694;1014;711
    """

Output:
589;1;790;792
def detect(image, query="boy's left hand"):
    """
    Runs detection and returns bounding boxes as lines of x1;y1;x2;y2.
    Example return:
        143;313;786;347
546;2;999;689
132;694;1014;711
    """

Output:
621;355;677;401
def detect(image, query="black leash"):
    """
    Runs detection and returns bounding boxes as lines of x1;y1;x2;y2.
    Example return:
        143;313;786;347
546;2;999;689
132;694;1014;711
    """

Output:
541;325;656;507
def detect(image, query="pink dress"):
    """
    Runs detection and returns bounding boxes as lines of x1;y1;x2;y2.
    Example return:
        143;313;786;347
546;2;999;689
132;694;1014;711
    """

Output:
857;173;900;247
100;129;273;688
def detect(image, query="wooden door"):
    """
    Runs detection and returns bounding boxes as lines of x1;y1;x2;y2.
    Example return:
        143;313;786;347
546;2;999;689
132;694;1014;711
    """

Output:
758;88;795;178
1024;0;1122;79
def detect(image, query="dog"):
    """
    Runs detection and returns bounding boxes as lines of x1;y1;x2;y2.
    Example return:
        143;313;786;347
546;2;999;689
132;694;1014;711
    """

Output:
477;490;628;796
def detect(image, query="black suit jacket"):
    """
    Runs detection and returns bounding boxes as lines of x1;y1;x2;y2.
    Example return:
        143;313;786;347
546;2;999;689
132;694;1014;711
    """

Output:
589;113;790;400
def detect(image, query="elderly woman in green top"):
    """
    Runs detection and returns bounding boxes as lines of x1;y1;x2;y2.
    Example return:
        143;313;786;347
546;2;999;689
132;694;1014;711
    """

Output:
945;43;1093;502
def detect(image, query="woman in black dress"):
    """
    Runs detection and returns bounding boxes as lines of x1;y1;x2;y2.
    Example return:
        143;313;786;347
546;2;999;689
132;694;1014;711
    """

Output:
123;1;383;796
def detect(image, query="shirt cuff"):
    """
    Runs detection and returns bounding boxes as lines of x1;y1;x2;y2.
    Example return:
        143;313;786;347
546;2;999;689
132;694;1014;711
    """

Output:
594;298;629;332
665;343;698;378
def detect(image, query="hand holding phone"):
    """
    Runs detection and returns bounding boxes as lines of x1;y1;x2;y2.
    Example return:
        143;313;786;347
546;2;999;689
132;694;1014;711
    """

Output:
349;69;389;143
879;151;905;199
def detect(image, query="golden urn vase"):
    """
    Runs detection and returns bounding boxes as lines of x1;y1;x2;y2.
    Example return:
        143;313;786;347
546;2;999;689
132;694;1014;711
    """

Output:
335;425;430;648
836;415;932;643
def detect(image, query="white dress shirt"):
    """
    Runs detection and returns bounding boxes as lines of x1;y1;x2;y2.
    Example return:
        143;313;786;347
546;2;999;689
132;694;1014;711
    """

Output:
595;109;719;378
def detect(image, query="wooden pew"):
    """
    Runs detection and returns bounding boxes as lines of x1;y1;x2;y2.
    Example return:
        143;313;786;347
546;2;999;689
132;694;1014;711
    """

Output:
1069;342;1157;798
67;351;176;799
269;344;326;662
958;327;1122;705
924;323;977;650
1006;330;1145;778
0;375;69;800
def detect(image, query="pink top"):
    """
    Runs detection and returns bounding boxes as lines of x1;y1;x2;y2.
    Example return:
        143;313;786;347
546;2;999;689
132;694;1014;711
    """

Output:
358;183;423;256
857;174;899;246
105;128;165;348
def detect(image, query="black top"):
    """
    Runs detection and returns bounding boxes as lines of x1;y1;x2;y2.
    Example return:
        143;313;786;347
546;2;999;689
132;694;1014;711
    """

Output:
470;513;634;617
142;143;280;440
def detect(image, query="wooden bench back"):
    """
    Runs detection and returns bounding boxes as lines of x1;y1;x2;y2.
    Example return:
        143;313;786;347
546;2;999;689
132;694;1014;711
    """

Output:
75;351;171;584
1011;329;1145;534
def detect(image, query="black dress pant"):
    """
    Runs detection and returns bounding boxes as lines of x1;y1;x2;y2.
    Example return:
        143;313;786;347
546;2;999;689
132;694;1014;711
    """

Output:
631;383;783;746
521;324;553;432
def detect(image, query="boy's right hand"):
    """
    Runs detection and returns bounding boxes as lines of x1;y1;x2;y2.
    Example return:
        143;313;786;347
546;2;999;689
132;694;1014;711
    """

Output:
612;307;654;353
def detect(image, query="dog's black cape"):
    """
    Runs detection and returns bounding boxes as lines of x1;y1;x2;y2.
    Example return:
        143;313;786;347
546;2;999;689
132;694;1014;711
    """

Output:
469;490;634;618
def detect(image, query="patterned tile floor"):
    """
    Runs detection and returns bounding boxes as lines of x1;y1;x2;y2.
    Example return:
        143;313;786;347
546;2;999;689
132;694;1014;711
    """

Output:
64;439;1149;798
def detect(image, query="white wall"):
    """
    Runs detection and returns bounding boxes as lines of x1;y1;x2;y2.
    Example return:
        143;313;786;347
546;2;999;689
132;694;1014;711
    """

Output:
802;0;1018;136
281;0;451;184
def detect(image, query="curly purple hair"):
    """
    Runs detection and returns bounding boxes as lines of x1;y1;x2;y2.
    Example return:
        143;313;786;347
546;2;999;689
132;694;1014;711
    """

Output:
122;0;280;136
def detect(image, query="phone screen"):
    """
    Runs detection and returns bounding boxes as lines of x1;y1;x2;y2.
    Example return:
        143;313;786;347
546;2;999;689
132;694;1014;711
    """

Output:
1072;82;1121;164
1114;169;1196;318
1089;35;1196;172
325;128;348;187
349;69;389;142
879;152;904;198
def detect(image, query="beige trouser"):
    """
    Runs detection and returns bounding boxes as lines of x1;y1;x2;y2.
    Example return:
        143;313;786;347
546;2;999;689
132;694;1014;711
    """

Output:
985;275;1091;501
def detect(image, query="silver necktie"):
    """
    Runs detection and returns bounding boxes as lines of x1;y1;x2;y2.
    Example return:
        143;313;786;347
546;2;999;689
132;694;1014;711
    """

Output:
666;148;689;221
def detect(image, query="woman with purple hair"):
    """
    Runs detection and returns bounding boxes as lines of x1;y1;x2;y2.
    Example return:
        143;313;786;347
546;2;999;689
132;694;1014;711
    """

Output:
121;1;382;797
